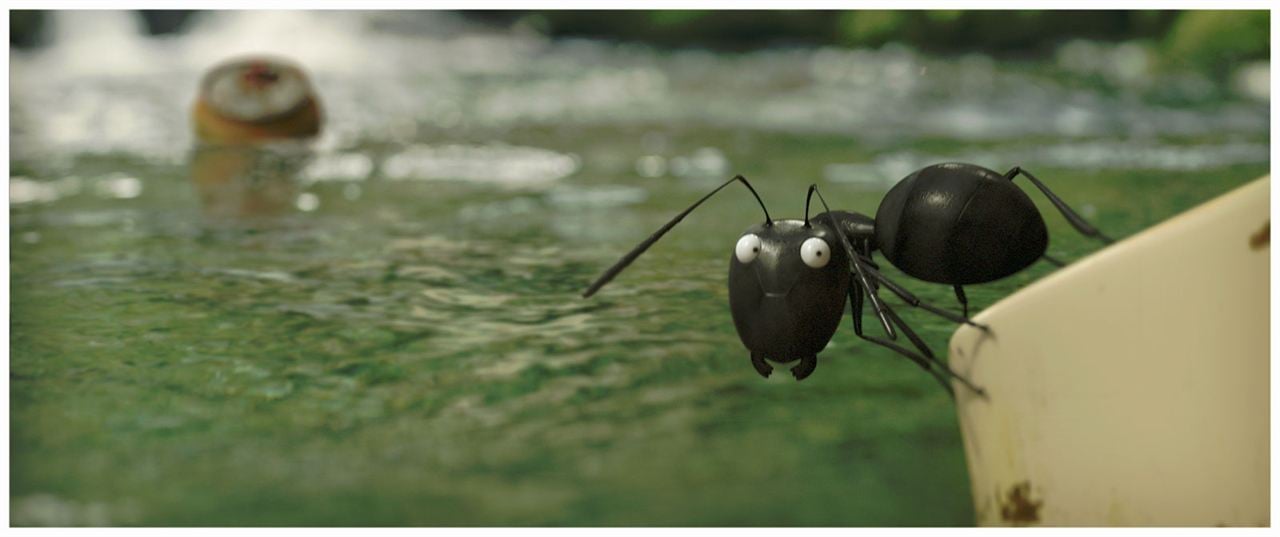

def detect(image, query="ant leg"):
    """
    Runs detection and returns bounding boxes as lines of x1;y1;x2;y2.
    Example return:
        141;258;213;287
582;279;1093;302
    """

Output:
750;352;773;378
851;280;986;396
953;285;969;318
1042;254;1065;267
791;355;818;381
806;184;896;339
849;278;865;334
879;301;986;397
850;283;955;396
1005;167;1114;245
849;285;952;393
849;253;896;339
865;267;989;332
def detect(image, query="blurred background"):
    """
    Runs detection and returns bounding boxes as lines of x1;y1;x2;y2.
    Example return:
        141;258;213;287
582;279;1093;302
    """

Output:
9;10;1270;526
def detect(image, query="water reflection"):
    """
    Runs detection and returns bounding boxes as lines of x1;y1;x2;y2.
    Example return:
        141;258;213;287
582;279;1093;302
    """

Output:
825;140;1273;189
189;143;311;219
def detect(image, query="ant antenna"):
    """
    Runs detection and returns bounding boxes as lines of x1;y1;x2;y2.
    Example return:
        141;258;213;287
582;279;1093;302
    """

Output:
805;184;896;338
583;175;772;298
735;174;772;225
803;183;822;227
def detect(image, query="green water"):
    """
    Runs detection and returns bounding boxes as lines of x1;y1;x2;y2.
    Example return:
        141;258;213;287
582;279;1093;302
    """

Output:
9;12;1270;527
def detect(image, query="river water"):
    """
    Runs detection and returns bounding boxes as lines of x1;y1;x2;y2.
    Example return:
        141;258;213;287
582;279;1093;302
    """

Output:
9;11;1269;525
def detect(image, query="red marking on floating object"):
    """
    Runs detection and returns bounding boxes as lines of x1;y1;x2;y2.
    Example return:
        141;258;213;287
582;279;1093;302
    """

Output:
242;62;280;88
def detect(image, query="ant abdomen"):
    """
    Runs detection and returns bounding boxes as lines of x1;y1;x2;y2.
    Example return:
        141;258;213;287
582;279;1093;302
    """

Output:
875;163;1049;285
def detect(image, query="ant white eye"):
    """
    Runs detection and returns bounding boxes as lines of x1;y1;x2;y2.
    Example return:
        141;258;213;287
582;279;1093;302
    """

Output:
800;237;831;268
735;234;762;264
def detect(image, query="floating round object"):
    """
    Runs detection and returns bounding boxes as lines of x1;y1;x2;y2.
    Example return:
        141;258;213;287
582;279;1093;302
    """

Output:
191;56;323;145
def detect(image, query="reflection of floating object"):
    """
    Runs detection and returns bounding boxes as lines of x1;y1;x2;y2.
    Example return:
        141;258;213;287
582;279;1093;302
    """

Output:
189;144;310;220
950;177;1269;526
192;56;323;145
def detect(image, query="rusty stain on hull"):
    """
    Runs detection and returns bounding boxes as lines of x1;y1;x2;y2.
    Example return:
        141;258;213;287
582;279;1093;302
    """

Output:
1249;220;1268;250
999;481;1042;526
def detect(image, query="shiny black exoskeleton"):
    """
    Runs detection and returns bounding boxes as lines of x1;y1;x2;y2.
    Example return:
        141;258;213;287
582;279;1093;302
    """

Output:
582;163;1113;396
871;163;1113;317
726;218;851;381
878;163;1050;285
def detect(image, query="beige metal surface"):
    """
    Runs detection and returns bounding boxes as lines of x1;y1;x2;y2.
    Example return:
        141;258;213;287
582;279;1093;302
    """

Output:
949;177;1270;526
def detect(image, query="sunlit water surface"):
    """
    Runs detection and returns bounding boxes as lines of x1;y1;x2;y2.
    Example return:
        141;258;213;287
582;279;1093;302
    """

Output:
9;11;1269;526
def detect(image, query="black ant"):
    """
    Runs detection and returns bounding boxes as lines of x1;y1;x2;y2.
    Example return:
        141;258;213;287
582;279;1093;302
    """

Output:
583;163;1113;396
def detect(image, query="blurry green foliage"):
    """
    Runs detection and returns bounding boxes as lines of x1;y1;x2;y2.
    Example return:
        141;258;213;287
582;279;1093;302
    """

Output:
11;10;1269;81
831;10;1176;53
494;9;1265;84
509;9;1264;71
1163;10;1269;76
499;10;844;47
649;10;709;26
10;10;46;48
838;10;905;47
503;10;1187;54
924;10;963;24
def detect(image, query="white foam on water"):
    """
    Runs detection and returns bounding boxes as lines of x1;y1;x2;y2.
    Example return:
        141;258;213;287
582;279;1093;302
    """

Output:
381;143;579;187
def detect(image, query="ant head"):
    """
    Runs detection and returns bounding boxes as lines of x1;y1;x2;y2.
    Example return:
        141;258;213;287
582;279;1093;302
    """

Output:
727;219;849;361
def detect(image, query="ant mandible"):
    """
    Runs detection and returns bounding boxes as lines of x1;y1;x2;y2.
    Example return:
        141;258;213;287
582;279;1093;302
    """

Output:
583;162;1113;397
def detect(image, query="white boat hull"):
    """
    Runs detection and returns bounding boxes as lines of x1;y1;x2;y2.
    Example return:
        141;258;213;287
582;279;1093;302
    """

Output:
950;176;1270;526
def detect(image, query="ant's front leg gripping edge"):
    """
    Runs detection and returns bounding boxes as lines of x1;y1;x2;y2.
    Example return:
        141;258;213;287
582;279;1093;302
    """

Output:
791;355;817;381
750;353;773;378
